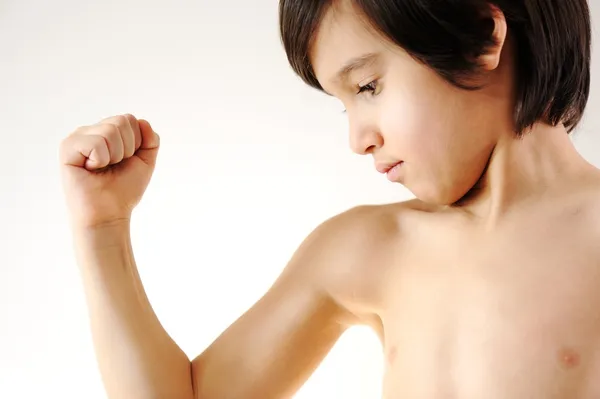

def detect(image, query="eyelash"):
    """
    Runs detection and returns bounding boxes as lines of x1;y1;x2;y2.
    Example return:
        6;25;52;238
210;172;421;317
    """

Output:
342;80;379;114
357;80;378;95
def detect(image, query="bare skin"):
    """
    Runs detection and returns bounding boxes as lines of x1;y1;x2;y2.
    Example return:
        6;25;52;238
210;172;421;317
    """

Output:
366;193;600;399
59;1;600;399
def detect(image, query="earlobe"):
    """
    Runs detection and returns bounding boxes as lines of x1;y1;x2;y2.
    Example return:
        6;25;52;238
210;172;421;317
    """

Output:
479;6;507;71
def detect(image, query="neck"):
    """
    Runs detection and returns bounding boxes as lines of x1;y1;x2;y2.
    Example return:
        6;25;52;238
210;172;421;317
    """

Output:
452;123;595;225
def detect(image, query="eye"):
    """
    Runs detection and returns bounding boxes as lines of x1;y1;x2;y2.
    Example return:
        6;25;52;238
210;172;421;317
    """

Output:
340;80;380;113
357;80;378;95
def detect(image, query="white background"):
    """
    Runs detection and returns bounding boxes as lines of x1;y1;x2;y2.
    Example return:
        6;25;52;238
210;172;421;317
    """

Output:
0;1;598;398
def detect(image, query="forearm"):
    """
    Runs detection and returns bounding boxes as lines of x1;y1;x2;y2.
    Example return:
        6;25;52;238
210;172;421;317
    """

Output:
72;222;194;399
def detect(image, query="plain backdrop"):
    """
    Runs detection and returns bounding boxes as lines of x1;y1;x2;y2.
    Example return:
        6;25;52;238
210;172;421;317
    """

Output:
0;1;599;398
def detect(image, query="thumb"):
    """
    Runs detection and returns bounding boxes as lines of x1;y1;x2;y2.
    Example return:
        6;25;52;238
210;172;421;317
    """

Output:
136;119;160;166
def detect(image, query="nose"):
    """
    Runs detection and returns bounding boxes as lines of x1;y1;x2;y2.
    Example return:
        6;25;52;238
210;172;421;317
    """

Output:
349;121;383;155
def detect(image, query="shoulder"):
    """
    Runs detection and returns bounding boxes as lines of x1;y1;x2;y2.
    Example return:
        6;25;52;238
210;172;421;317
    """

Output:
576;174;600;233
310;199;436;247
296;201;422;265
560;171;600;225
307;204;399;249
290;200;428;324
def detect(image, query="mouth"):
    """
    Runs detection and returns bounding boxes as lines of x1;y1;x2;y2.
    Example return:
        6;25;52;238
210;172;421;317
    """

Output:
376;161;403;174
375;161;405;182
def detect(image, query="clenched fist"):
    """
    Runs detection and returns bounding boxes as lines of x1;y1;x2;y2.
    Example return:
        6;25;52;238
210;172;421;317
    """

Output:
59;114;160;228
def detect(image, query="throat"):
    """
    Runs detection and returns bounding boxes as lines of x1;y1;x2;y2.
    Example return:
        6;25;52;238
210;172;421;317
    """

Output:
451;149;494;208
448;123;592;225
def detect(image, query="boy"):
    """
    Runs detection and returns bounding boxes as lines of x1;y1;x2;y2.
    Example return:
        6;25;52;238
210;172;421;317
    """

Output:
59;0;599;397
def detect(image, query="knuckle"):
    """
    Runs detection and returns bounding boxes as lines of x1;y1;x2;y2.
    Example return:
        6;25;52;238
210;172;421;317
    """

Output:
61;132;81;150
114;114;127;124
114;114;132;129
101;123;121;140
58;137;72;157
91;134;106;147
123;113;136;125
87;136;107;156
71;125;89;136
99;114;129;130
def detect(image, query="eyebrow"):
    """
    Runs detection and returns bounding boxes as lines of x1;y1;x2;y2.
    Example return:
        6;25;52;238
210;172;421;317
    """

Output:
323;52;381;96
334;52;380;83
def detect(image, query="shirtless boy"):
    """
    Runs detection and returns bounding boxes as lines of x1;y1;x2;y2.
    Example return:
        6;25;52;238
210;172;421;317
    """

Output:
59;0;600;397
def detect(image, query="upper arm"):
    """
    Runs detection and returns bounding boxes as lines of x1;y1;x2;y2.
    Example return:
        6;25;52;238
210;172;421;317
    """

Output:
191;206;384;399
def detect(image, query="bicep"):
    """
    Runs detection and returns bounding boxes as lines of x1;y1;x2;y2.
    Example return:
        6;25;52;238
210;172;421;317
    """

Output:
191;206;384;399
191;233;352;399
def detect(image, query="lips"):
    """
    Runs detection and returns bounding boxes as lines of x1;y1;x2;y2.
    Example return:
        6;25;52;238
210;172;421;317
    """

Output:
375;161;403;174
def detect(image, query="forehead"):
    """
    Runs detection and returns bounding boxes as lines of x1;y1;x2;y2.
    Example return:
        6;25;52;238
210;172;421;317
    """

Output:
310;3;386;87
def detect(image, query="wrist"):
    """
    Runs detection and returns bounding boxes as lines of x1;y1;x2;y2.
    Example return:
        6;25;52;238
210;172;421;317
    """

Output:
72;218;132;249
71;216;131;232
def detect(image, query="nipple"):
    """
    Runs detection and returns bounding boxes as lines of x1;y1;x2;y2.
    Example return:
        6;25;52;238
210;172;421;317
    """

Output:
557;347;580;369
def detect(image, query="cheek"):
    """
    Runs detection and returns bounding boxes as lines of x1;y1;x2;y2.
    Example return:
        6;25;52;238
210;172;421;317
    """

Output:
379;87;493;204
379;87;453;162
411;121;492;204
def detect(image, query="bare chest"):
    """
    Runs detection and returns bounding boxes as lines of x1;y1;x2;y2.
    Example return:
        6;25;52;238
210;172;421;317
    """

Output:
379;231;600;399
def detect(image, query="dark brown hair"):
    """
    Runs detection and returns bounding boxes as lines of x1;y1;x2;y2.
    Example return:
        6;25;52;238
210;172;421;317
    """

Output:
279;0;591;134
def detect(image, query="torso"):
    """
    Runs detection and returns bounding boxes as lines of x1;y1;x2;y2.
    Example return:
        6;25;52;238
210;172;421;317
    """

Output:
342;189;600;398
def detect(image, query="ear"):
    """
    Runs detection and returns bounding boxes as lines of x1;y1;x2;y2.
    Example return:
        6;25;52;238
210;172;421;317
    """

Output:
479;5;507;71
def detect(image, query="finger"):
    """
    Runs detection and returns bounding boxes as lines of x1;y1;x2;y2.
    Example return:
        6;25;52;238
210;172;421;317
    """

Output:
125;114;142;152
99;114;135;159
93;123;125;165
138;119;160;150
136;119;160;166
85;135;111;170
60;131;111;171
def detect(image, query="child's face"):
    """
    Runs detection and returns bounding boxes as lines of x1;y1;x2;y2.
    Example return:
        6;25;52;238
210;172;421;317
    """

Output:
310;2;513;205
